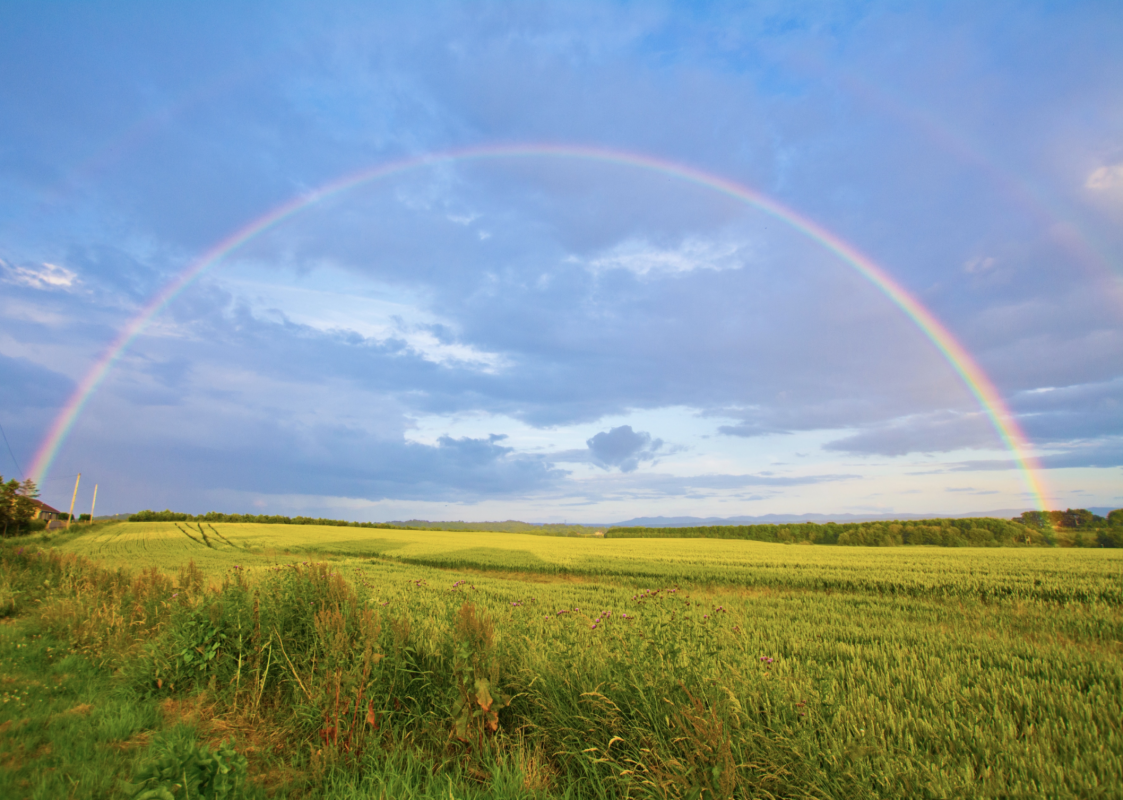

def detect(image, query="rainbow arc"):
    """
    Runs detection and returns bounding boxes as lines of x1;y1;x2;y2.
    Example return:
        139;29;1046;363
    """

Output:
28;144;1053;510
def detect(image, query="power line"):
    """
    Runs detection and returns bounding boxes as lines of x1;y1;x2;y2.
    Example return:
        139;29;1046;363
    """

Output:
38;473;81;483
0;420;23;479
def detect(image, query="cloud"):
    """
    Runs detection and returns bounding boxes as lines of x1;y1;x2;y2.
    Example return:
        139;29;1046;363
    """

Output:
0;353;74;411
950;437;1123;471
558;470;859;505
76;423;568;507
584;236;750;277
1;260;78;290
823;412;996;456
1085;163;1123;190
963;256;996;274
1013;378;1123;443
586;425;663;472
718;423;789;438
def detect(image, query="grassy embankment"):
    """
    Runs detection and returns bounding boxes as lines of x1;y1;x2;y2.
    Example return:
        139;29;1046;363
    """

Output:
1;521;1120;798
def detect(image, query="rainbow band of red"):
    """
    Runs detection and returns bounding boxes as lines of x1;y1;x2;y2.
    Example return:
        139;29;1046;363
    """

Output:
28;143;1053;510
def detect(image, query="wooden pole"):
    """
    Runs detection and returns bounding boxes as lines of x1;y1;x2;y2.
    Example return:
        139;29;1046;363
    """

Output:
89;484;98;524
67;473;80;529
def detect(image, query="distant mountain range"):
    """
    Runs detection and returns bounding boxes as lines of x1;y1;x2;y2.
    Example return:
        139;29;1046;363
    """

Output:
607;508;1119;527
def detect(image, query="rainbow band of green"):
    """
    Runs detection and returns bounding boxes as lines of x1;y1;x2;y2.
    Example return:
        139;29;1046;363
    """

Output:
28;143;1053;510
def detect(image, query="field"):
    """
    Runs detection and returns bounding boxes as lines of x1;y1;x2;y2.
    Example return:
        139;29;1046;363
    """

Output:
2;521;1121;798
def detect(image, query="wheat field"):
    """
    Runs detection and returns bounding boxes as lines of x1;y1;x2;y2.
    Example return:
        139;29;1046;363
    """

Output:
11;521;1117;797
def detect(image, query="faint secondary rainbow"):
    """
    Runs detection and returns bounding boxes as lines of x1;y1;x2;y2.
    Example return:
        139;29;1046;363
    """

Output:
28;143;1054;509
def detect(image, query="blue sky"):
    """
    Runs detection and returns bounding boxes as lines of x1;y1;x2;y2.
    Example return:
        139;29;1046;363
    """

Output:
1;1;1121;521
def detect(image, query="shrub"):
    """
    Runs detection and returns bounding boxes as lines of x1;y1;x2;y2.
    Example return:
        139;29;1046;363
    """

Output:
1097;529;1123;548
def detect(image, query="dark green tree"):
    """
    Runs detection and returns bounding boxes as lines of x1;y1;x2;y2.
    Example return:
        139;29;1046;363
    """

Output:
1;476;39;537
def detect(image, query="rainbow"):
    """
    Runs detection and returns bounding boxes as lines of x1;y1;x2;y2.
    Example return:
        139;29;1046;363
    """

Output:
27;143;1054;510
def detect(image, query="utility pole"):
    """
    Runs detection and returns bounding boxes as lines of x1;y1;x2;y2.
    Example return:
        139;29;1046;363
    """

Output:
67;473;81;529
89;484;98;524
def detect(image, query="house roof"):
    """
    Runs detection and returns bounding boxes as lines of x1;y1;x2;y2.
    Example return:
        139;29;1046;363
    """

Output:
30;498;63;515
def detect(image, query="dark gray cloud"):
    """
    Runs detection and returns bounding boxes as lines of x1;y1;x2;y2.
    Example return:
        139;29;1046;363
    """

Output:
586;425;663;472
0;353;73;411
949;438;1123;472
718;423;790;439
1013;379;1123;443
63;424;566;511
823;412;996;457
553;470;860;507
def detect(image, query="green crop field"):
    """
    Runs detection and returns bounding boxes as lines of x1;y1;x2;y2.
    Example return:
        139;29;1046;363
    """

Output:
57;521;1123;603
3;522;1121;798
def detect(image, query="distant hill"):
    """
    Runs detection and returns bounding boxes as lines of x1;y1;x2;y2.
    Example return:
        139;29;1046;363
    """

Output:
608;510;1046;527
389;519;603;535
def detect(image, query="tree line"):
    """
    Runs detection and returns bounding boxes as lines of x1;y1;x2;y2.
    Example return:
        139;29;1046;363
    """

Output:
7;501;1114;548
128;510;600;537
607;509;1123;548
128;509;403;528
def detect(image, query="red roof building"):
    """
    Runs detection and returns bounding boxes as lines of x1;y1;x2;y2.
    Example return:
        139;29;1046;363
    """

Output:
30;499;63;521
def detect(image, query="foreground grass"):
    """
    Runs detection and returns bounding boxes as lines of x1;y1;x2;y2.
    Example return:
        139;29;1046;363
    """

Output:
0;590;263;800
2;525;1121;798
0;616;150;798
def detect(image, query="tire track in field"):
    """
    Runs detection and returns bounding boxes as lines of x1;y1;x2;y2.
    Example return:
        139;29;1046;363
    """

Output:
196;524;214;548
125;527;145;558
96;526;126;556
175;523;211;548
205;524;244;550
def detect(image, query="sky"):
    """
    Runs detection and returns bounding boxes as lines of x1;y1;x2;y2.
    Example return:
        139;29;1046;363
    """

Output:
1;1;1121;523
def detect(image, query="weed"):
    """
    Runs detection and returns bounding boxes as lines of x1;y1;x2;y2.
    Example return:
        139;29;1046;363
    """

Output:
123;732;250;800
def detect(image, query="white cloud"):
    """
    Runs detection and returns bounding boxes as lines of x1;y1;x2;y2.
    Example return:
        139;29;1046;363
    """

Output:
584;237;750;277
220;268;510;372
1085;163;1123;190
963;255;996;273
1;261;78;290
